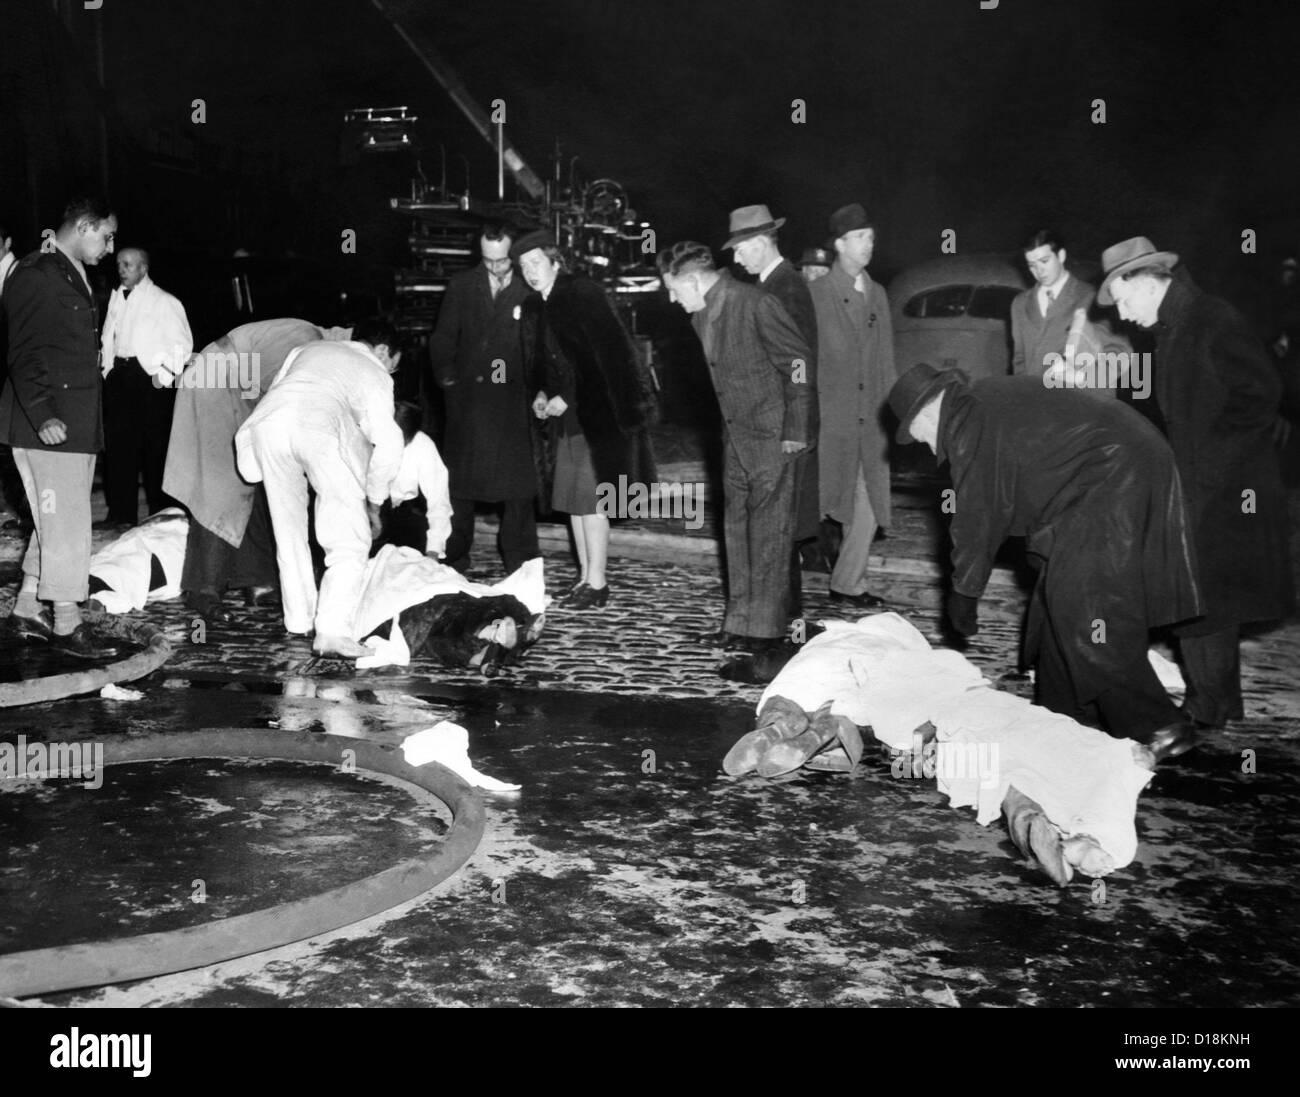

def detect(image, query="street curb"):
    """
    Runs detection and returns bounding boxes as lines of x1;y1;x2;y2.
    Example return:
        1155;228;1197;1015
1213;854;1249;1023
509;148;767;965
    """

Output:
473;516;1025;590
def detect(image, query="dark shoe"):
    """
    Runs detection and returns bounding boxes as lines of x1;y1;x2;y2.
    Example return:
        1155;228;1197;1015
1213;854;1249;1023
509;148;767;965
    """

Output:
1146;720;1199;764
243;585;281;608
8;608;54;643
185;593;234;624
49;623;119;660
829;589;886;609
567;583;610;610
697;628;738;647
92;517;133;532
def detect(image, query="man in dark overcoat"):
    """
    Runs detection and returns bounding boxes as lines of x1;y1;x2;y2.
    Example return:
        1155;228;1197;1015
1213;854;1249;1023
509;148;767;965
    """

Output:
660;241;814;651
889;364;1203;762
726;203;823;610
1101;237;1295;727
429;224;538;574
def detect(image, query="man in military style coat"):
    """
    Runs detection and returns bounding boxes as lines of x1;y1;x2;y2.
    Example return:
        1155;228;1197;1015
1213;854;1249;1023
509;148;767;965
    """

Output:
428;224;539;574
659;241;814;650
0;197;121;659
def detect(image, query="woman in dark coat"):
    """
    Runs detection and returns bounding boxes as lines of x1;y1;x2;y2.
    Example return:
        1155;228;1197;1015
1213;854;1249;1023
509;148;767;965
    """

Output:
513;230;656;608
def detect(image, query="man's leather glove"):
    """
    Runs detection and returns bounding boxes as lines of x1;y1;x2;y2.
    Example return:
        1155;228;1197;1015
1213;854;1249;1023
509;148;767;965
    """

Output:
947;591;980;637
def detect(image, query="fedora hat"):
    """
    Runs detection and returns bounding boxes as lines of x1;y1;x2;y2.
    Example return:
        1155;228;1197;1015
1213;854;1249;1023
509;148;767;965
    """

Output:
796;246;833;270
724;205;785;249
508;228;557;261
1097;236;1179;306
888;363;966;444
828;203;872;240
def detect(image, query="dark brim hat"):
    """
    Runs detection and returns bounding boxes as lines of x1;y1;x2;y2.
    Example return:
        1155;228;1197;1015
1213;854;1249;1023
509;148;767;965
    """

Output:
796;246;833;269
723;204;786;249
888;363;965;444
828;203;872;240
509;228;558;261
1096;236;1180;306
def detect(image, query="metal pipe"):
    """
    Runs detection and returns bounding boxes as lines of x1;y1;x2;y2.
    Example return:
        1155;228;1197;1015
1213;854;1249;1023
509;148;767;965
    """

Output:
369;0;545;199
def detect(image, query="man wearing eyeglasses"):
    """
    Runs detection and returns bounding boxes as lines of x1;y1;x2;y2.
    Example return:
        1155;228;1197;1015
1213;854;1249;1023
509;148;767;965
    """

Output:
428;223;539;575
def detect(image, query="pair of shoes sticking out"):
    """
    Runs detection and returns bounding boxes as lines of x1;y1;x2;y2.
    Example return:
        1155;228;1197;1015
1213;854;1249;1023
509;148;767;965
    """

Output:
557;579;609;610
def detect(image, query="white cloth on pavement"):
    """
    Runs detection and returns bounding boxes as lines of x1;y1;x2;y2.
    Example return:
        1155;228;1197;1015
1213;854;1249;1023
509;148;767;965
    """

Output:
402;720;521;792
352;547;545;643
356;615;411;669
88;508;188;613
757;612;1154;867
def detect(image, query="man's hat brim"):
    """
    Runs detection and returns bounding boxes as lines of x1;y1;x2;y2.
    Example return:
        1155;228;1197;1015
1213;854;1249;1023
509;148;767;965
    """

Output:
1097;249;1179;306
723;218;785;250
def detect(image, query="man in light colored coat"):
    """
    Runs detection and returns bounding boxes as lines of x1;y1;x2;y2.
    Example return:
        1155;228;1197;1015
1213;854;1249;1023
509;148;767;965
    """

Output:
809;203;894;608
236;318;405;657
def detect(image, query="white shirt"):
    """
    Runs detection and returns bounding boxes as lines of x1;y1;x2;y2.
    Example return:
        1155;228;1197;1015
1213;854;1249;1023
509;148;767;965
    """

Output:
237;339;404;506
389;431;453;556
1037;271;1071;318
101;274;194;381
0;251;16;298
758;256;783;283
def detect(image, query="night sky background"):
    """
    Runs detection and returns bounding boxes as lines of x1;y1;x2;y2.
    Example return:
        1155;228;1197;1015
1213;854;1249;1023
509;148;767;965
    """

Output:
5;0;1300;318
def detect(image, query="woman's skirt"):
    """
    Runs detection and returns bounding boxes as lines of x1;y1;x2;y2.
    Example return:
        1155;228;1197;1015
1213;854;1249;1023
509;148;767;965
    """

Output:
552;430;600;516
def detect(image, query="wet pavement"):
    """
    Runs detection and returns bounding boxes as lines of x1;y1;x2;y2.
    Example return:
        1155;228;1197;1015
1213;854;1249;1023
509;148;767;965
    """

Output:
1;483;1299;1007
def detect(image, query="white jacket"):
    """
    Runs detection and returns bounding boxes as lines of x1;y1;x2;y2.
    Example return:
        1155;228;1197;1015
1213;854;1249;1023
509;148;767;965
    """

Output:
101;275;194;382
235;339;404;506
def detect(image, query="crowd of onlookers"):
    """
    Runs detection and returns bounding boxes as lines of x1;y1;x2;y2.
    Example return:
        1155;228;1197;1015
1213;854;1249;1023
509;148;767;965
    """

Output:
0;196;1295;765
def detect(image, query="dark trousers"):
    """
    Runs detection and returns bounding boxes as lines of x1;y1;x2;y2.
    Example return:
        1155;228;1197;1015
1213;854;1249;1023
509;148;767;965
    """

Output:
445;495;539;574
180;487;278;599
722;446;796;639
1180;627;1243;726
104;357;177;522
1035;611;1182;742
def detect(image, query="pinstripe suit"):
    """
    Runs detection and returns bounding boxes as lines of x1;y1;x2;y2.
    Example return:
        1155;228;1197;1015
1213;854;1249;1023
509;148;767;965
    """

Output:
693;271;814;638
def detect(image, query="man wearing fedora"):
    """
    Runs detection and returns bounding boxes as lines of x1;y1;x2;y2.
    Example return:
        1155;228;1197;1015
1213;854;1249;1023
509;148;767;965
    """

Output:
658;240;814;653
1101;237;1295;729
725;203;824;604
809;203;895;609
888;362;1203;763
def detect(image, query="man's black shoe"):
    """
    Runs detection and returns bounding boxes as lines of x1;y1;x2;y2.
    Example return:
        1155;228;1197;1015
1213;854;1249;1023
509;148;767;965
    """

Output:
828;589;886;609
8;609;54;643
696;629;738;647
185;594;234;624
49;624;120;661
1146;720;1199;764
92;517;133;532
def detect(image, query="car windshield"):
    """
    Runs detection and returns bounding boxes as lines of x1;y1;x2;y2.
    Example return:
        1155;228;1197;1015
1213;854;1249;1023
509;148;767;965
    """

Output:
902;284;973;318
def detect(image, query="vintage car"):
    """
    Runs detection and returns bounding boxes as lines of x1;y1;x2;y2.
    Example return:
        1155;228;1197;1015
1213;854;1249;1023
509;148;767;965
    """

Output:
888;254;1030;380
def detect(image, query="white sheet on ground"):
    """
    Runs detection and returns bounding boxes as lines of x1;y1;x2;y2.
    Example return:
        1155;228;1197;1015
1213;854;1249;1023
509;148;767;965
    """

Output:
351;546;546;643
88;508;188;613
402;720;521;792
757;612;1154;867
